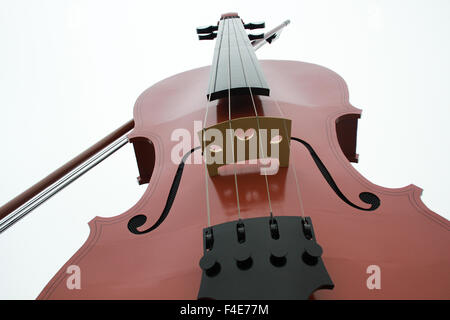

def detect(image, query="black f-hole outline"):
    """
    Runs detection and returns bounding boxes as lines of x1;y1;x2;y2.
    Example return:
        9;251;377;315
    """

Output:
127;147;200;235
291;137;380;211
128;136;380;235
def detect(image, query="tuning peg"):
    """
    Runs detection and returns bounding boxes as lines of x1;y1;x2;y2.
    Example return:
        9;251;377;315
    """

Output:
265;33;277;44
248;33;265;41
244;21;265;30
196;25;218;34
198;32;217;40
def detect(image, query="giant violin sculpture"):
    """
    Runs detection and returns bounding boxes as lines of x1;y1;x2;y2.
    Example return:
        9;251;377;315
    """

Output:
1;13;449;299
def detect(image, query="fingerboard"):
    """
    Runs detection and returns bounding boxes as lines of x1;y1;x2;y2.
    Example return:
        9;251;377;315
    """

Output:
207;15;270;101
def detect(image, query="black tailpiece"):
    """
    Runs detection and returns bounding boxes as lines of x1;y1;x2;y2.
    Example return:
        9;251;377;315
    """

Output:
197;216;334;299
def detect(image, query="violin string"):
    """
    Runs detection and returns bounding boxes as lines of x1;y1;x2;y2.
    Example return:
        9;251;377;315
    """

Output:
202;111;211;227
202;17;226;227
238;22;306;218
225;18;242;220
234;18;306;219
231;17;274;217
270;97;306;218
202;90;212;227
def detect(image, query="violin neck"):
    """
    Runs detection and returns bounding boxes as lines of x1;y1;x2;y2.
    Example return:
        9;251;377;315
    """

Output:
207;14;270;101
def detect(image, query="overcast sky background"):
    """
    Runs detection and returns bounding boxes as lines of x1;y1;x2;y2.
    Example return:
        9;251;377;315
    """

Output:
0;0;449;299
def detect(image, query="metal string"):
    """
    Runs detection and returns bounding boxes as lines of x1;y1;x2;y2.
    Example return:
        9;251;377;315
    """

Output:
270;98;306;218
225;18;242;219
231;18;274;217
202;92;212;227
238;20;306;218
202;18;227;227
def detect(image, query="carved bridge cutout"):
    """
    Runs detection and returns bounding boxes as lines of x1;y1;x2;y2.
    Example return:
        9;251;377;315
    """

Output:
199;116;292;176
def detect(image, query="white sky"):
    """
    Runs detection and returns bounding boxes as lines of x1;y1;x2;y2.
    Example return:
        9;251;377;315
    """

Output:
0;0;449;299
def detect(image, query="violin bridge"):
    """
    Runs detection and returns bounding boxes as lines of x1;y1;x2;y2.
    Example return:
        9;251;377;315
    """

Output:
198;116;292;176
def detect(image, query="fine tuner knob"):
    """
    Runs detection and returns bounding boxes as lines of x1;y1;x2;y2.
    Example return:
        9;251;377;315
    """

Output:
196;25;218;34
199;252;221;277
244;21;265;30
302;242;323;266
